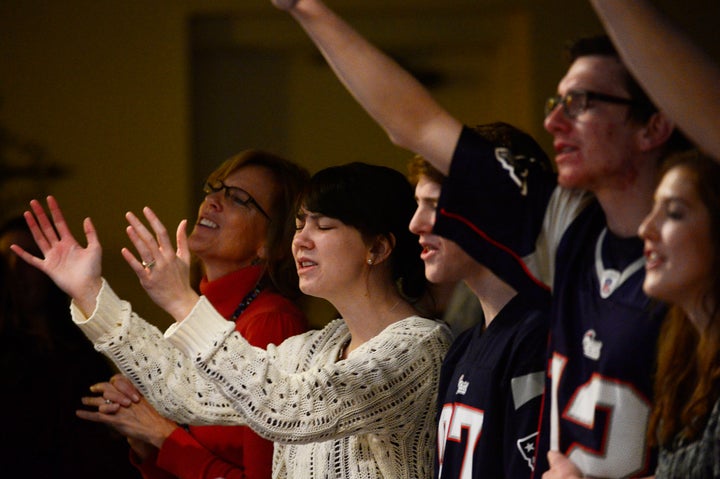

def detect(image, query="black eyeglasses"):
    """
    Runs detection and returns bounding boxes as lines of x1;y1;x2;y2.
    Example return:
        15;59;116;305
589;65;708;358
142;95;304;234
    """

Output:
203;180;270;220
545;89;638;119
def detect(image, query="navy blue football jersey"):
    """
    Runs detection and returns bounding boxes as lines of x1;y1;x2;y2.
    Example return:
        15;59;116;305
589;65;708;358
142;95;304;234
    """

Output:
435;126;664;478
533;202;663;477
435;295;549;479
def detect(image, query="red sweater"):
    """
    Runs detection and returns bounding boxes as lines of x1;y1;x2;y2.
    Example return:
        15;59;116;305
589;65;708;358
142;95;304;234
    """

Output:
131;265;307;479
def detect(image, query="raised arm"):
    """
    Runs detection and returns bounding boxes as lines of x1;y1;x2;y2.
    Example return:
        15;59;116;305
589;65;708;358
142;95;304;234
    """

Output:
273;0;462;174
590;0;720;160
9;196;103;317
121;207;199;322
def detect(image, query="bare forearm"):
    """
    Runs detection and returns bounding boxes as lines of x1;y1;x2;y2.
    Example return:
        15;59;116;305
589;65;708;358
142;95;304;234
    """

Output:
288;0;460;173
591;0;720;160
74;277;103;318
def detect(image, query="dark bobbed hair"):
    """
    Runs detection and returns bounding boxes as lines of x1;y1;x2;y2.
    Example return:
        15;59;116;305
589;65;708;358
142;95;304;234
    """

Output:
206;149;310;299
567;34;691;154
648;149;720;446
302;162;426;300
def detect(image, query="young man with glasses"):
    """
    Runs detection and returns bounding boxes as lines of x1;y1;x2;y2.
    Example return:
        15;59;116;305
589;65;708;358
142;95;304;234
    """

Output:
269;1;690;477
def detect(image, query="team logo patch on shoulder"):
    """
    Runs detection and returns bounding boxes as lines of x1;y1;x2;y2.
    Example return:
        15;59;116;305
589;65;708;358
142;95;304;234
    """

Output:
582;329;602;360
456;374;469;395
494;147;539;197
516;432;538;470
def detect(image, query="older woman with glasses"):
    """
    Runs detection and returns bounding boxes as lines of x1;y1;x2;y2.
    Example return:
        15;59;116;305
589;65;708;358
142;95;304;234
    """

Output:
75;149;309;479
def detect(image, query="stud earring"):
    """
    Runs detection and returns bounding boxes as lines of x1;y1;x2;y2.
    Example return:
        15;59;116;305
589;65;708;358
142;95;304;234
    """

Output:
367;258;373;265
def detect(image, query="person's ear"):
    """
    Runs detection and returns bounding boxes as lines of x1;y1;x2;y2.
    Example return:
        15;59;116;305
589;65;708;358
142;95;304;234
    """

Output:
367;234;395;266
254;244;268;264
637;111;675;152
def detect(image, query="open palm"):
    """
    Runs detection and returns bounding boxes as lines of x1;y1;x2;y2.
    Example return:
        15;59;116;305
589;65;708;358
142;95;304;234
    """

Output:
10;196;103;314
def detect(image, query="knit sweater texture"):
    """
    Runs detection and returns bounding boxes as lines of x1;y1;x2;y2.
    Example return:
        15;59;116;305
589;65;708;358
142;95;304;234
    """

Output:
132;265;307;479
73;280;452;479
656;397;720;478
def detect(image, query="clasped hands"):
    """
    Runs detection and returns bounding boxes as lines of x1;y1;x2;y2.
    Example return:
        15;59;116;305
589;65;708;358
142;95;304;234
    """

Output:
78;374;179;459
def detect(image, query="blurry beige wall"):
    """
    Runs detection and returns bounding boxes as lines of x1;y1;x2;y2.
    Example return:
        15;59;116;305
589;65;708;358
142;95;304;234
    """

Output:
1;0;717;329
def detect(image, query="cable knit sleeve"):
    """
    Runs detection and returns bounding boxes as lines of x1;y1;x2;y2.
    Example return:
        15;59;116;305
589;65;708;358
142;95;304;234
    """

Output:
72;280;248;427
72;280;452;445
165;298;451;444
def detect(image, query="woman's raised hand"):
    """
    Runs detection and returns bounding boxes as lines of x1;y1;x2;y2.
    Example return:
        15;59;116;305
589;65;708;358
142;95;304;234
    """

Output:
9;196;103;317
122;206;199;322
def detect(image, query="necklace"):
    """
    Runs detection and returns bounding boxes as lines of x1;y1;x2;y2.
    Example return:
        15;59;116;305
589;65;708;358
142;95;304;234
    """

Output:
594;228;645;299
230;284;263;320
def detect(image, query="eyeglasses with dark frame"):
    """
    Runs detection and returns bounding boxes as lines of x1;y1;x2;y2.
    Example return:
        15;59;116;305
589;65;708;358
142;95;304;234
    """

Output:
203;180;271;220
545;89;638;119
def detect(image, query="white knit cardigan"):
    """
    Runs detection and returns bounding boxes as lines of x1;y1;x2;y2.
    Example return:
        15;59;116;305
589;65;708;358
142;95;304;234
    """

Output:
73;280;452;479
